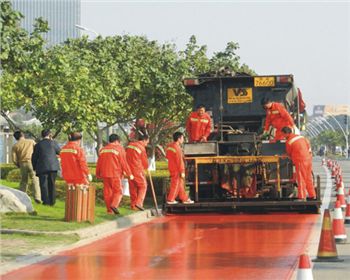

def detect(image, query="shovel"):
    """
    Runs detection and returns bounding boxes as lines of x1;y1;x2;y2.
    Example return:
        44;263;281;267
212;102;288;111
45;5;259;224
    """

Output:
147;169;161;216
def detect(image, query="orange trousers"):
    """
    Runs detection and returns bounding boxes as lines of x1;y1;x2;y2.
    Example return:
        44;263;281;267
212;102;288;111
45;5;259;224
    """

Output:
295;160;316;199
129;172;147;208
102;177;123;213
167;173;189;202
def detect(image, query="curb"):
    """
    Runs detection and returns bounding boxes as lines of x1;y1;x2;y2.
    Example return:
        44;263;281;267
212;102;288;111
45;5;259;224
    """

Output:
0;209;162;276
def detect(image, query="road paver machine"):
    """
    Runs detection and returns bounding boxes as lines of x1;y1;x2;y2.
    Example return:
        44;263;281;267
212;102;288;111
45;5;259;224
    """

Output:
164;72;321;213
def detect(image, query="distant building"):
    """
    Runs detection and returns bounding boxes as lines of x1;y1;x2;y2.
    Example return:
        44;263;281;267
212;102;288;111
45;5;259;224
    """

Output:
11;0;81;45
313;105;350;117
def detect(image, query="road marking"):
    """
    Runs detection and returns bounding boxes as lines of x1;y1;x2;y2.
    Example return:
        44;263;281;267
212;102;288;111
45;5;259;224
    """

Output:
321;166;332;212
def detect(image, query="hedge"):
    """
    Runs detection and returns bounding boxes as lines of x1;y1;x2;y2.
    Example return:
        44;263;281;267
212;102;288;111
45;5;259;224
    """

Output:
0;164;17;179
3;164;170;206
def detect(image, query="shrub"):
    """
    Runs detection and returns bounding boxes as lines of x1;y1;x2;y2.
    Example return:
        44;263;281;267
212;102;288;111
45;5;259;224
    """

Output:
0;164;17;179
6;169;21;182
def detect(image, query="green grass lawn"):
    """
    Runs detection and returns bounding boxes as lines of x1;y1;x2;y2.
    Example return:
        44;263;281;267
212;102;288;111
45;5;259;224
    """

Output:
1;233;80;263
0;179;134;232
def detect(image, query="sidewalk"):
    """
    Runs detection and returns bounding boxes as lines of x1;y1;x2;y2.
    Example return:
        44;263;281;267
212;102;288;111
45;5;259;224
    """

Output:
0;209;160;275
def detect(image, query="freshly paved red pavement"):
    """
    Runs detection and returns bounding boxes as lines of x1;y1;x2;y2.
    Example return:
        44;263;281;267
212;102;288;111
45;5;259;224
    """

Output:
3;213;318;280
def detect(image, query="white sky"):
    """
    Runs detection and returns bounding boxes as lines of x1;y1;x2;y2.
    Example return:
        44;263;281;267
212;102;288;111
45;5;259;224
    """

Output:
81;0;350;115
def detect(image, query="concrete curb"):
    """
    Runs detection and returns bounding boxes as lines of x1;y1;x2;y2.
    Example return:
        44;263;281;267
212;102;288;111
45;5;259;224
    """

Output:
0;209;163;276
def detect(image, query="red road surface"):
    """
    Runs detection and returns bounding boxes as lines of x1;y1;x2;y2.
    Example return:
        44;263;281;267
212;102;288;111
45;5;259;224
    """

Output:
3;213;318;280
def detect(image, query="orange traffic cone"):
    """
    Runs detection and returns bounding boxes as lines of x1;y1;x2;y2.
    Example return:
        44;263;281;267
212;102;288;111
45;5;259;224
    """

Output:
344;193;350;224
296;254;313;280
313;209;343;262
333;200;347;243
336;186;346;208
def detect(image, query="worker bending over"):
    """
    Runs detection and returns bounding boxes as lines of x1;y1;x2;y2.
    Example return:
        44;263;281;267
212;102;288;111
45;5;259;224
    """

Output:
166;132;194;204
281;126;316;201
96;134;134;215
126;134;149;211
186;104;211;142
261;97;295;141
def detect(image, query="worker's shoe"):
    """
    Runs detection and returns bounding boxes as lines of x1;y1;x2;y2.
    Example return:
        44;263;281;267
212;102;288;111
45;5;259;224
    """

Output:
136;205;145;211
307;197;317;201
183;199;194;204
166;200;178;204
110;206;120;215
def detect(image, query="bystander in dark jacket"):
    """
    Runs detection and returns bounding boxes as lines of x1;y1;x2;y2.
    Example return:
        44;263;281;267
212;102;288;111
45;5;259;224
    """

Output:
32;129;61;205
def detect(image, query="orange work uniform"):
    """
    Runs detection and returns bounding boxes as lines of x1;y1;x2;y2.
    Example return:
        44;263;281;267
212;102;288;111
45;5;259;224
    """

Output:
60;141;89;185
186;111;211;142
96;142;133;213
126;141;148;209
166;142;189;202
285;134;316;199
264;102;295;140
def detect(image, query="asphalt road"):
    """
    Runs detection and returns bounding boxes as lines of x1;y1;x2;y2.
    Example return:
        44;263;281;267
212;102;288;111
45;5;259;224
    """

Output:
2;158;349;280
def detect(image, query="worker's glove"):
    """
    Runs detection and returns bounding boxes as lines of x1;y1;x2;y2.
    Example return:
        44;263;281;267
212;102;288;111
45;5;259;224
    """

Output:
180;173;185;179
87;174;93;182
261;131;269;140
129;175;134;180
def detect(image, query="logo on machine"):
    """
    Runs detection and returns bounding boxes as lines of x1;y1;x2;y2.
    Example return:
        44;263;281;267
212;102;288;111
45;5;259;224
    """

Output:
227;88;253;104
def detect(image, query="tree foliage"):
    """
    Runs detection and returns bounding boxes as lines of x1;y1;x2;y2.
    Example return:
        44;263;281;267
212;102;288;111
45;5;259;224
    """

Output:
1;0;255;152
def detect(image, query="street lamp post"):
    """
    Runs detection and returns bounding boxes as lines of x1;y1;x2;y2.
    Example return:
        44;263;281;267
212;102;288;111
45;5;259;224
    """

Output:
316;116;335;132
75;24;99;37
307;122;321;135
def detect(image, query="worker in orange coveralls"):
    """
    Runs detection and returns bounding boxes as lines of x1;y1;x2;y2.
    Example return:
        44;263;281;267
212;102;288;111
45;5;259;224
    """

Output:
261;97;295;141
281;126;316;201
126;134;149;211
186;104;212;142
60;132;92;186
96;134;134;215
166;132;194;204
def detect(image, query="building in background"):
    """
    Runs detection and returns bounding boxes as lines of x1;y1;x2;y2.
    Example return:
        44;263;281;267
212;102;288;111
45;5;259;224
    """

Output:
11;0;81;45
312;105;350;117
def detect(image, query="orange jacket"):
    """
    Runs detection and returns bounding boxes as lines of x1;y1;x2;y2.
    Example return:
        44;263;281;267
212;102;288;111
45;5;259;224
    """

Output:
166;142;185;175
60;141;89;184
186;111;211;142
285;134;312;163
96;142;132;178
126;141;148;173
264;102;295;132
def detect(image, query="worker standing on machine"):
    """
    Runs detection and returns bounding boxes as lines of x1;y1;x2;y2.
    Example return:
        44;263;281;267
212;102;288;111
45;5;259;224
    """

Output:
166;132;194;204
281;126;316;201
261;97;296;140
126;134;149;211
186;104;212;142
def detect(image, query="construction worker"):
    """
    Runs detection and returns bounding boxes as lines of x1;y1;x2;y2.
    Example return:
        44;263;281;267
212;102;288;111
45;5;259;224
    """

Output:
166;131;194;204
186;104;212;142
60;132;92;186
281;126;316;200
261;97;295;141
96;134;134;215
126;134;149;211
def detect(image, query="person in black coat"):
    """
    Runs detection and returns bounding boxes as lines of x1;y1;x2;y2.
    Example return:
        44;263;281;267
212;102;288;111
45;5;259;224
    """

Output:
32;129;61;205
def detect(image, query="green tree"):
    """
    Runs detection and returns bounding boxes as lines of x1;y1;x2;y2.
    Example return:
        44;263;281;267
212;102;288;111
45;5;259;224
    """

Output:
0;0;49;139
